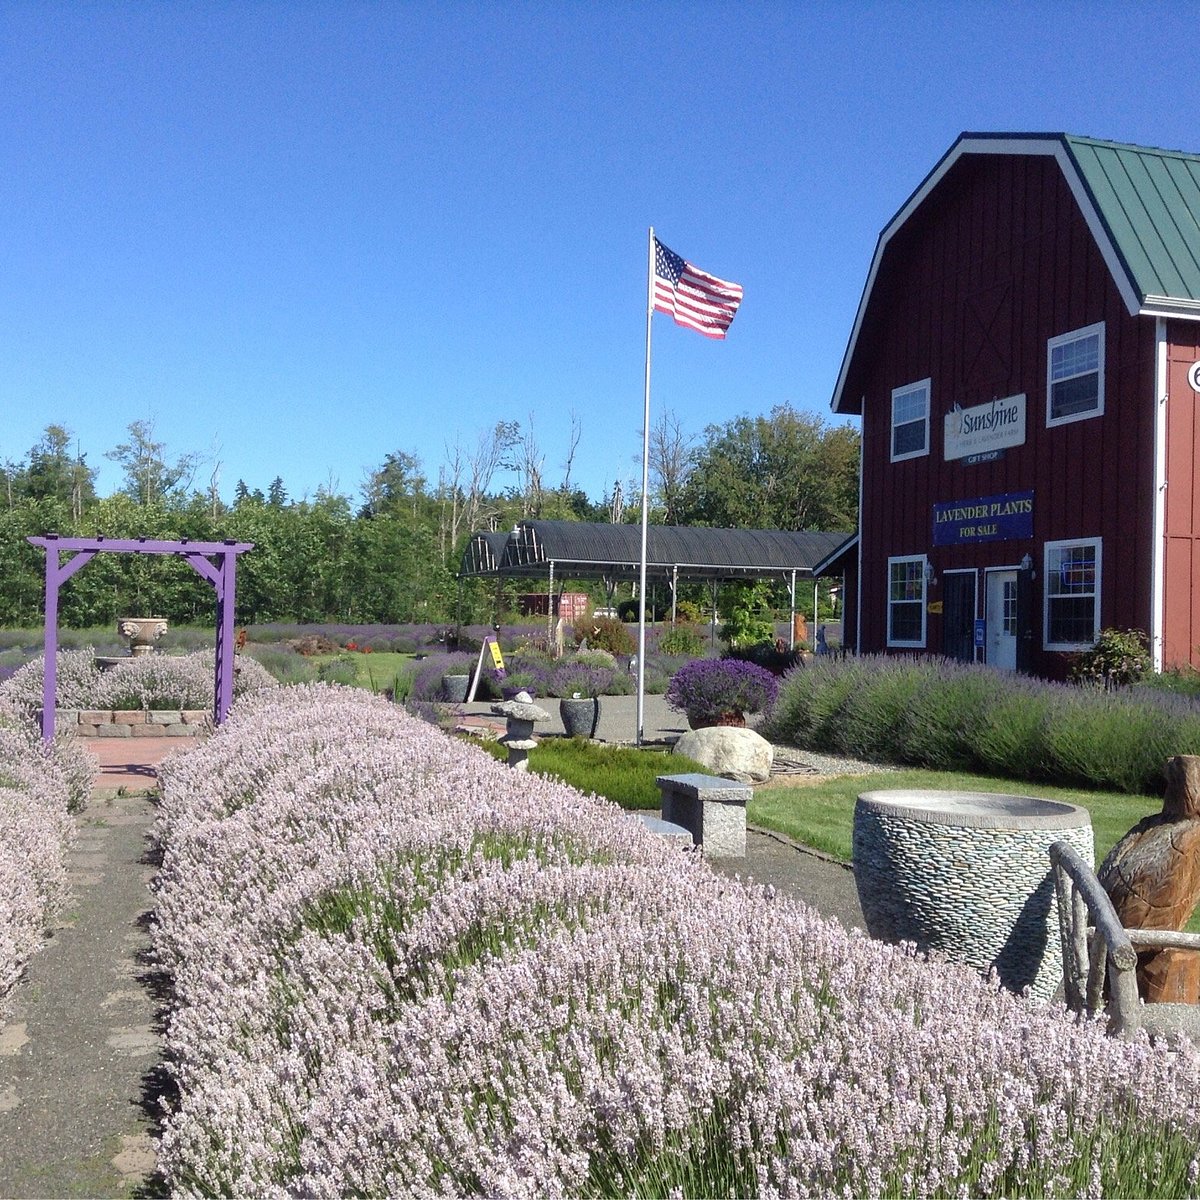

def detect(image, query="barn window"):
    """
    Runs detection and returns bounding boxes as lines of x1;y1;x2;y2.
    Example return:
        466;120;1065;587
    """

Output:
891;379;930;462
1044;538;1101;650
1047;323;1104;427
887;555;927;647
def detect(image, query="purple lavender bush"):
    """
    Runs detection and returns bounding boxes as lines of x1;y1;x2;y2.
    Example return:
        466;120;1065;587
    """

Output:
664;657;779;725
0;717;95;999
151;685;1200;1195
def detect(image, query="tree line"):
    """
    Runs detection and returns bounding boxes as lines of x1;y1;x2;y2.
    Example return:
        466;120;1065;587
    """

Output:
0;408;858;628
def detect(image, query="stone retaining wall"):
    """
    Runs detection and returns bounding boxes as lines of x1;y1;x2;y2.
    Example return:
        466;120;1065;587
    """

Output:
40;709;211;738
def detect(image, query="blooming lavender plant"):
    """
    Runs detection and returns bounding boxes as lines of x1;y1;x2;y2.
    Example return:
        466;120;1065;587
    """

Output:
151;684;1200;1197
664;657;779;726
0;717;95;1001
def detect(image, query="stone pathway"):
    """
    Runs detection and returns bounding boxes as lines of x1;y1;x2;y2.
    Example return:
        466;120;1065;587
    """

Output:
0;741;195;1199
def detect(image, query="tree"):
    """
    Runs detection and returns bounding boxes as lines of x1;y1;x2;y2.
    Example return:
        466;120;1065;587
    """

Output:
267;476;288;508
25;424;96;521
105;419;200;506
648;409;697;525
677;405;859;532
359;451;426;519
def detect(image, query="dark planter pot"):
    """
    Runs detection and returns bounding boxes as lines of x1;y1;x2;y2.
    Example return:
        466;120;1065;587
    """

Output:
687;709;746;730
560;696;600;738
442;674;470;703
502;685;535;701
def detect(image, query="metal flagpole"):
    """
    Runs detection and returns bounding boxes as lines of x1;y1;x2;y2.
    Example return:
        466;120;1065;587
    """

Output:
637;227;655;745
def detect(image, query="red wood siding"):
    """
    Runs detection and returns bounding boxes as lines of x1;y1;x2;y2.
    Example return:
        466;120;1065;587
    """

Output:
1164;325;1200;668
853;153;1158;675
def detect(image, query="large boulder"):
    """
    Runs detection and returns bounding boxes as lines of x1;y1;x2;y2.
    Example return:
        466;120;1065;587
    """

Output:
673;727;773;784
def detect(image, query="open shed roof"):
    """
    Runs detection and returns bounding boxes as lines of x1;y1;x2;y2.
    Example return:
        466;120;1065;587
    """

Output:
460;520;853;584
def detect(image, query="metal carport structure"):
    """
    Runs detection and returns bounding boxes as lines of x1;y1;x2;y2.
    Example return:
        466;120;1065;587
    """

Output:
459;519;854;641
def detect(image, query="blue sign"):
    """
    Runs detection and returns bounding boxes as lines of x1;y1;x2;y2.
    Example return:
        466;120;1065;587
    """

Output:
974;619;986;649
932;490;1034;547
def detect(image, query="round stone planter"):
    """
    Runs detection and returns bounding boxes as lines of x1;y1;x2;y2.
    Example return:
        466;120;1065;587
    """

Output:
559;696;600;738
852;790;1094;1001
441;674;470;703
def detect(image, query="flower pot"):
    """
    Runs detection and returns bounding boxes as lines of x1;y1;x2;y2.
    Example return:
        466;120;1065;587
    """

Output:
502;685;535;701
688;709;746;730
559;696;600;738
441;674;470;703
118;617;168;657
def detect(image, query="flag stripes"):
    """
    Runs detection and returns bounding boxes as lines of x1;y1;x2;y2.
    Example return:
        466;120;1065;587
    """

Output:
652;237;743;339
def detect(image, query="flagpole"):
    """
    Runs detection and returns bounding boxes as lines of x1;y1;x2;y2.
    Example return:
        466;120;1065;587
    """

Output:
637;226;654;746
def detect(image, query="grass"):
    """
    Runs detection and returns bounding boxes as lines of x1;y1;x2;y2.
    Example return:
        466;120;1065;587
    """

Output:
310;652;415;692
473;737;708;810
748;767;1160;866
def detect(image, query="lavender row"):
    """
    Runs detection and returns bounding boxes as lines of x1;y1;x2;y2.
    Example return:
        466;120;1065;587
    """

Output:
0;649;278;714
153;684;1200;1196
0;719;95;1000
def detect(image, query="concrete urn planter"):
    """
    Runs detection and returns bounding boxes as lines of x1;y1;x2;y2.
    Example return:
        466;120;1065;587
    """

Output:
853;789;1094;1000
559;696;600;738
118;617;168;656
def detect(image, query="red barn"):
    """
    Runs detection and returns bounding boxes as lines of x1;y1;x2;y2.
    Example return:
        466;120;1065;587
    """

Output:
831;132;1200;676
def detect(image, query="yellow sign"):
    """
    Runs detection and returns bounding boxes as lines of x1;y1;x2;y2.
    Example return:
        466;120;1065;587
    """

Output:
927;601;944;614
487;638;506;671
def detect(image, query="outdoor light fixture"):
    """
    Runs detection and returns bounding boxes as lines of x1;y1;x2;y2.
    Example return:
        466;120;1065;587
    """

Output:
924;560;937;585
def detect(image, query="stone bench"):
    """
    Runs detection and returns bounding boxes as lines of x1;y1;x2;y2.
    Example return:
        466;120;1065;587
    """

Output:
656;773;750;857
633;811;695;848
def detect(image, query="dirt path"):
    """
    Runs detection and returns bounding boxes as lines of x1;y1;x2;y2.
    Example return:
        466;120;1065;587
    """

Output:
0;740;195;1199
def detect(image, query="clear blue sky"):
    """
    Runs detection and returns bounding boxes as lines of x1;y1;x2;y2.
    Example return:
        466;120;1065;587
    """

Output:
4;1;1200;509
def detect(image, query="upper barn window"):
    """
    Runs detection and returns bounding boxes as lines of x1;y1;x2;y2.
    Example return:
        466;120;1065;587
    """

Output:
1047;322;1104;427
891;379;930;462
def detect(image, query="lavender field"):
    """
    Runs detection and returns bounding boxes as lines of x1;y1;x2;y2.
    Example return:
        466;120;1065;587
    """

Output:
147;684;1200;1197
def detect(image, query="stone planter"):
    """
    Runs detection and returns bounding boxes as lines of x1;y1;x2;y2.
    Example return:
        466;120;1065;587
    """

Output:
688;709;746;730
118;617;168;656
852;790;1094;1000
502;685;535;701
441;674;470;703
559;696;600;738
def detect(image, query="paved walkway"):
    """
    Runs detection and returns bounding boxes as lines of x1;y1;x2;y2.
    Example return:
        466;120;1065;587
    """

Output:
0;712;862;1197
0;737;198;1198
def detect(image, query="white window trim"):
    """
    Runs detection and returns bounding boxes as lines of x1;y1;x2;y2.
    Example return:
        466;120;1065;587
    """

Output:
887;554;927;648
1043;536;1102;651
890;378;931;463
1046;321;1105;429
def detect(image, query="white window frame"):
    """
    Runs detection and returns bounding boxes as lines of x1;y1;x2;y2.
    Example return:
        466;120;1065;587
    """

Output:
1046;322;1105;428
1043;537;1102;651
890;378;931;462
887;554;927;648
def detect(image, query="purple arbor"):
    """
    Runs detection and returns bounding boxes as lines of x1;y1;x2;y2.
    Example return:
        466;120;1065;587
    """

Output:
27;535;254;741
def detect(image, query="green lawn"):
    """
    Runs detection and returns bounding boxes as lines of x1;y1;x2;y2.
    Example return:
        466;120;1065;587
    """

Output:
312;651;415;692
749;768;1158;868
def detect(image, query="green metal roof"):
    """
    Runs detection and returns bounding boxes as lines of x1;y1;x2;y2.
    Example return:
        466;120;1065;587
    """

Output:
1064;135;1200;310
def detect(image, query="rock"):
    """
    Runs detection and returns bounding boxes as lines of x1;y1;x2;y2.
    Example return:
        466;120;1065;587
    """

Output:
1098;755;1200;1003
673;727;774;784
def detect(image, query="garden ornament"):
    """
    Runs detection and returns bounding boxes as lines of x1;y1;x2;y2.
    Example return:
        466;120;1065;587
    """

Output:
491;691;550;771
1098;755;1200;1003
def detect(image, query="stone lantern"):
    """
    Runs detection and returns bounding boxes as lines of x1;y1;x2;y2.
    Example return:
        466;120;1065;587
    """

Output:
490;691;550;771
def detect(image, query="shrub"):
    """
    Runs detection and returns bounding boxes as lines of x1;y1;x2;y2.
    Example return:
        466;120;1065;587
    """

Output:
726;639;805;676
316;657;359;687
1071;627;1152;688
665;658;778;726
573;614;635;656
658;623;706;657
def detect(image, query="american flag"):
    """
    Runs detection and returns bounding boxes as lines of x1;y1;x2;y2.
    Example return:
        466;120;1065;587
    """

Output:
653;237;743;339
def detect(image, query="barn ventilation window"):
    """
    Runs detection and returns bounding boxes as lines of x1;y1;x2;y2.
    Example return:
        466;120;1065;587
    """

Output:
887;555;927;647
891;379;930;462
1044;538;1101;650
1047;323;1104;426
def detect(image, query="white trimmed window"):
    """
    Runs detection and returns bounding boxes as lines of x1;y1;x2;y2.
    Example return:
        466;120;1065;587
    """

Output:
1047;322;1104;427
887;555;927;647
891;379;930;462
1044;538;1101;650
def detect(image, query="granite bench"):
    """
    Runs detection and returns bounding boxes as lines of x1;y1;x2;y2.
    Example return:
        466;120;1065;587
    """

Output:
656;773;749;857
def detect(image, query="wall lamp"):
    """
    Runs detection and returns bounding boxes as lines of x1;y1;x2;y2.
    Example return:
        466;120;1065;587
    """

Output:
924;560;937;586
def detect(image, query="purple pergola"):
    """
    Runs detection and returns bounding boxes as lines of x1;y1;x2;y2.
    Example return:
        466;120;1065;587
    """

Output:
28;535;254;741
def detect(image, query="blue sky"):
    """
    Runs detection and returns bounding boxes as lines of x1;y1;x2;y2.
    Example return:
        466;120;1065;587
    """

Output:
4;0;1200;508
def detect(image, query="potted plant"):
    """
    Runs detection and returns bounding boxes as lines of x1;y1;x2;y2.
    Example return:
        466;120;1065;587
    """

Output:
664;658;779;730
500;670;537;701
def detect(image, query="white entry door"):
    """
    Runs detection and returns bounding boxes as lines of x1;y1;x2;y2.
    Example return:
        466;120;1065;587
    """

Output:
986;570;1018;669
